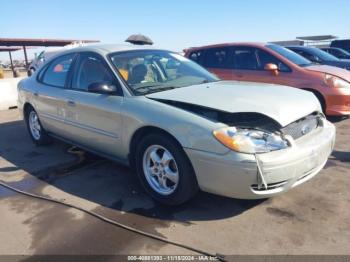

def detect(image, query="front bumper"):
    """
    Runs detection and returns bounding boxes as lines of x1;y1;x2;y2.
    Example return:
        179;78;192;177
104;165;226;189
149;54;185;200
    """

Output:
185;120;336;199
326;87;350;115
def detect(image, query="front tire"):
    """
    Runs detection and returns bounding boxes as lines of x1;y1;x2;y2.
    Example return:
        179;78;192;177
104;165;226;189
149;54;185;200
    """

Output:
25;106;52;146
135;133;198;205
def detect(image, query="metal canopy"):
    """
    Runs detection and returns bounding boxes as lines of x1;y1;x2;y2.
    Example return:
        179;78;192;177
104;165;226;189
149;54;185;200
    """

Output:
0;47;21;52
296;35;337;41
0;38;99;47
270;40;304;46
0;38;99;76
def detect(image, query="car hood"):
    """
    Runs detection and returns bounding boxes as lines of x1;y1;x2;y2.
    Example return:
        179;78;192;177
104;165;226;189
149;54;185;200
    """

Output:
146;81;320;127
305;64;350;82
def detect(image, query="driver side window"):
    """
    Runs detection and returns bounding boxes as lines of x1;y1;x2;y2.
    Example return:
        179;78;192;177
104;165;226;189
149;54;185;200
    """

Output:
256;49;291;72
232;47;290;72
72;53;115;91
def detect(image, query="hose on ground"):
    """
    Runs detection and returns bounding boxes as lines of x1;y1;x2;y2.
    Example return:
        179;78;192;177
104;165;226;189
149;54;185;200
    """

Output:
0;180;225;261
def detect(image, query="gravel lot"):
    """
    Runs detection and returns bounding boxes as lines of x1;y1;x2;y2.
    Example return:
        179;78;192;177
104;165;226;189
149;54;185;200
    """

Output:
0;109;349;258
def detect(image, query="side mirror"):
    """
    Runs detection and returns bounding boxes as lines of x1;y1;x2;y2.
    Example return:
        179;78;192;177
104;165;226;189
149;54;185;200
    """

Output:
264;63;279;76
88;82;117;95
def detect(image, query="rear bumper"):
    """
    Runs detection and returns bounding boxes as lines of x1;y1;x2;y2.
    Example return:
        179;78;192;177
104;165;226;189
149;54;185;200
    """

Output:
185;120;336;199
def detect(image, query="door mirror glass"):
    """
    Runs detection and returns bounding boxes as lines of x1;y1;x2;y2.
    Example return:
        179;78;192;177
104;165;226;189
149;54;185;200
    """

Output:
88;82;117;94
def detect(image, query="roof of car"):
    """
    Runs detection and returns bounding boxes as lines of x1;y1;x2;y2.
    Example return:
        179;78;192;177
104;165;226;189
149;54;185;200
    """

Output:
286;46;314;50
186;42;268;51
52;44;166;56
322;47;339;50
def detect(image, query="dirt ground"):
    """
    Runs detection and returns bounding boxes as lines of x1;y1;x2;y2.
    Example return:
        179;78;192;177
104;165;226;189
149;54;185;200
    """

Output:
0;109;349;258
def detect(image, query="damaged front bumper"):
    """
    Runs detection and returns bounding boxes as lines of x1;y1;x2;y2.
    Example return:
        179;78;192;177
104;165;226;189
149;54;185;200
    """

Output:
185;120;336;199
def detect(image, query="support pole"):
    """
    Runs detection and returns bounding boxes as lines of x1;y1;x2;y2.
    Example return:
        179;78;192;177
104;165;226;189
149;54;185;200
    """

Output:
8;51;15;78
23;46;29;70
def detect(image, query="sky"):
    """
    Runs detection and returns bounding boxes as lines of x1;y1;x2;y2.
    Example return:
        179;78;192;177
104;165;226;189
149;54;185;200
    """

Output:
1;0;350;61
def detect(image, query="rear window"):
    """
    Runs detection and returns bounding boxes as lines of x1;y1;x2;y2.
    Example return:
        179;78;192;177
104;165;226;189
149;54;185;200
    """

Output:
188;50;205;65
41;54;75;87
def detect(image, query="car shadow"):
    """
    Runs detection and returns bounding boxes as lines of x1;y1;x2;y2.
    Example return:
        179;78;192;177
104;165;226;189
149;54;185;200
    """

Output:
331;150;350;163
0;119;264;224
327;115;349;123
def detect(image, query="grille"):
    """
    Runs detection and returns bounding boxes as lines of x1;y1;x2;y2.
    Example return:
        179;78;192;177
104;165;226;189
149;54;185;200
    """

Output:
251;180;288;191
281;113;321;140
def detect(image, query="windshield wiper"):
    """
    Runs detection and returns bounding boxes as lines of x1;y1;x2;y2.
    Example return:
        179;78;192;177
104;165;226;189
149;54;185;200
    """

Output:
145;86;176;94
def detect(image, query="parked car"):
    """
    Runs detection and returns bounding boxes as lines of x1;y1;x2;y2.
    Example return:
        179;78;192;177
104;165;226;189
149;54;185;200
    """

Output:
185;43;350;116
28;42;90;76
321;47;350;60
286;46;350;70
28;50;59;76
18;45;335;205
331;39;350;53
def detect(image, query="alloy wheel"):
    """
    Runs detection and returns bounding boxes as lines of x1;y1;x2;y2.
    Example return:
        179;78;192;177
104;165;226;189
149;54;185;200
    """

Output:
142;145;179;195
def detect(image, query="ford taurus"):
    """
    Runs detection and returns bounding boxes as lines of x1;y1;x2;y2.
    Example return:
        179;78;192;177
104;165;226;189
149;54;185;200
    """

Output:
18;45;336;205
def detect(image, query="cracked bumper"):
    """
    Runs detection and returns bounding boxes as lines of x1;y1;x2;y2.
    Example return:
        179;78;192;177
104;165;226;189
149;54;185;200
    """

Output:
185;120;336;199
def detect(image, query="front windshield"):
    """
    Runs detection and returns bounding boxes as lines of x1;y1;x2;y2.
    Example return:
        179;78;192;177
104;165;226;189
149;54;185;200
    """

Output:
308;47;339;62
109;50;219;95
266;44;312;67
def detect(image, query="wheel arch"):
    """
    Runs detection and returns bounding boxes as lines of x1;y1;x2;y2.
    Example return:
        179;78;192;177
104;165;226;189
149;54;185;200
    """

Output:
128;126;187;168
23;102;34;118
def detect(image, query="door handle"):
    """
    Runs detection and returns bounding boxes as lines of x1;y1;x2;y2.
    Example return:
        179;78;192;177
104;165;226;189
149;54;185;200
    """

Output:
67;100;76;107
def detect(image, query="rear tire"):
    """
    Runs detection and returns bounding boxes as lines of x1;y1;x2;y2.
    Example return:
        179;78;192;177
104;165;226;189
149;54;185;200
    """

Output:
135;133;198;205
25;106;52;146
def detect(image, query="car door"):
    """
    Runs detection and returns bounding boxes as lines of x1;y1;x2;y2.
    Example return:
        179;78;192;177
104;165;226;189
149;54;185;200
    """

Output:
229;46;295;86
34;53;76;136
63;52;125;158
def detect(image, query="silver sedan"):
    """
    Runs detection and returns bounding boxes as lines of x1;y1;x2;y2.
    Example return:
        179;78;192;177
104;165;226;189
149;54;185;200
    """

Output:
18;45;336;205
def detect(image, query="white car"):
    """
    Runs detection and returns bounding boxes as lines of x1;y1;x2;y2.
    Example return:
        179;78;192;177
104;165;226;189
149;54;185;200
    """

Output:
18;44;336;205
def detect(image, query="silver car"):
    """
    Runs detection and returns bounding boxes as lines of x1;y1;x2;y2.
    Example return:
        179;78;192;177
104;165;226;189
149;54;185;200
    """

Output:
18;45;336;205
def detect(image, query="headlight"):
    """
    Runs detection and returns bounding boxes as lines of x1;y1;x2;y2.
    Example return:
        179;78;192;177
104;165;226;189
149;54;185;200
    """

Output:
324;74;350;88
213;127;289;154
